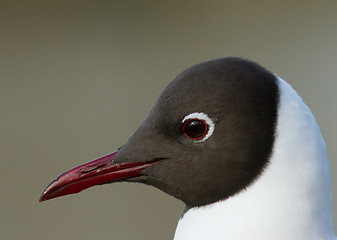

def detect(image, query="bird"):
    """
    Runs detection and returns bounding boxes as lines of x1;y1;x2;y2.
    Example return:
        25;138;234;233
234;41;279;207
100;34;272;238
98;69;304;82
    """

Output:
40;57;336;240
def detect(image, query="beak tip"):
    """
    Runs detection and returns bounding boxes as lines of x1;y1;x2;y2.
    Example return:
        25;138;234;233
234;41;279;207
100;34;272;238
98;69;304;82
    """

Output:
39;191;47;202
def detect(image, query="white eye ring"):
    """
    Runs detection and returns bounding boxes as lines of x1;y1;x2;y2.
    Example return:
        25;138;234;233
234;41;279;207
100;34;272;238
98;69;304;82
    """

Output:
182;112;215;142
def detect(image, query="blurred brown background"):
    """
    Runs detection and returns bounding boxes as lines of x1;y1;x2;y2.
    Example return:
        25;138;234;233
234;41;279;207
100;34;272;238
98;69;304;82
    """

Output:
1;1;337;239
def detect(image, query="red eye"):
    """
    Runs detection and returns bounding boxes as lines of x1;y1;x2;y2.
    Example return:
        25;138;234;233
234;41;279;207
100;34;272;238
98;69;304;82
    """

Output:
182;119;208;140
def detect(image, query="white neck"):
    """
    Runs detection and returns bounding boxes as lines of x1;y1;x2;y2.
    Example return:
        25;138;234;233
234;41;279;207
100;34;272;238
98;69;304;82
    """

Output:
174;77;336;240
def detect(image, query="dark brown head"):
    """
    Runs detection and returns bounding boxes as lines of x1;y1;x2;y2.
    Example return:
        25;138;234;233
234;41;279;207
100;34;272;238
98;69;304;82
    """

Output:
40;58;279;208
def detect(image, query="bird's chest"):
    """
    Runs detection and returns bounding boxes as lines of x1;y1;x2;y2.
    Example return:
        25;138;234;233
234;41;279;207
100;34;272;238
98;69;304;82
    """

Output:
173;199;332;240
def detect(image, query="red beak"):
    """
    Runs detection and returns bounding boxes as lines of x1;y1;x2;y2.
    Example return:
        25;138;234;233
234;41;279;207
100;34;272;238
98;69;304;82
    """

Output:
39;151;159;202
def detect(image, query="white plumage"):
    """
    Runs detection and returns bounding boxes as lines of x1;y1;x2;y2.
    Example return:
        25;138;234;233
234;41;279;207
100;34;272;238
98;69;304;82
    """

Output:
174;77;336;240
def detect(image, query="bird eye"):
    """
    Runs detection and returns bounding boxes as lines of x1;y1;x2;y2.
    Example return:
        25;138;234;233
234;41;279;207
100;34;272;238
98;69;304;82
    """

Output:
183;119;207;140
182;112;215;142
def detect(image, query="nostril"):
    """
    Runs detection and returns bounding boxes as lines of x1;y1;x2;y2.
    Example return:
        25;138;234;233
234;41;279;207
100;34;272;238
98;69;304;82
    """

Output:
81;163;106;173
